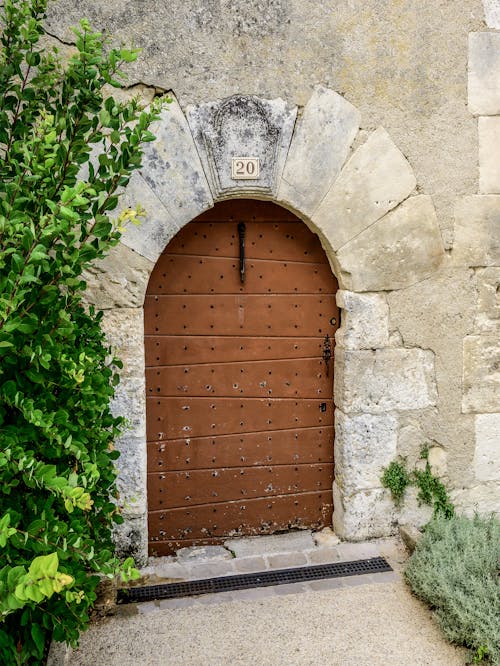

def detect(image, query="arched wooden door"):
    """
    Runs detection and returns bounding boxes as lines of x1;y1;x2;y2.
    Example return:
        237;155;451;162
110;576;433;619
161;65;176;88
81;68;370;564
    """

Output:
145;200;339;555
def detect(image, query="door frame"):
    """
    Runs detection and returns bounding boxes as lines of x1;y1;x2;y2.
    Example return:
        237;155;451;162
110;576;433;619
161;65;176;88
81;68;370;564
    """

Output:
86;88;444;564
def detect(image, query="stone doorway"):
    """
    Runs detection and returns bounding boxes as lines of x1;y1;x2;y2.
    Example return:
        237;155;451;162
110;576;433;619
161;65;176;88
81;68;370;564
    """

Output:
145;200;339;555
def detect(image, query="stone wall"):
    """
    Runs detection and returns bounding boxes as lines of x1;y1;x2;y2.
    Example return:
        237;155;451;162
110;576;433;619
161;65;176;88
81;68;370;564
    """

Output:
43;0;500;561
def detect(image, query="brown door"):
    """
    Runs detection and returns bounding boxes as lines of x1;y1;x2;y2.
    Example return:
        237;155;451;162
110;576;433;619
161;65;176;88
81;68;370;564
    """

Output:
145;200;339;556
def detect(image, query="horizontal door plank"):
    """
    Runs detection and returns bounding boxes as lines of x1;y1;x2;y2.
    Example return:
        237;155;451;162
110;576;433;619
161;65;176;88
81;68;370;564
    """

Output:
147;397;334;440
147;426;334;472
145;294;336;336
146;358;332;398
148;490;333;543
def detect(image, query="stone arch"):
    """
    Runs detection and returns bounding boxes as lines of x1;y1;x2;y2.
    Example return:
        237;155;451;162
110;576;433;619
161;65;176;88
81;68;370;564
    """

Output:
84;86;445;564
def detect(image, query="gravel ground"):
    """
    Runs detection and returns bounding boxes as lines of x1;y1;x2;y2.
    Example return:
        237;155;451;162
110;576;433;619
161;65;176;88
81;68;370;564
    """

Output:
65;580;466;666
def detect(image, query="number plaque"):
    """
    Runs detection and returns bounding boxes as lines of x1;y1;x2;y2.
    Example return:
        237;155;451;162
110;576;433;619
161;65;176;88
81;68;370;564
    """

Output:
231;157;260;180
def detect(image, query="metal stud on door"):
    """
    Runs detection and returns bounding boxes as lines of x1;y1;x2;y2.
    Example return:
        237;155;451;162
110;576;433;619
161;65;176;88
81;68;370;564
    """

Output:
145;200;339;556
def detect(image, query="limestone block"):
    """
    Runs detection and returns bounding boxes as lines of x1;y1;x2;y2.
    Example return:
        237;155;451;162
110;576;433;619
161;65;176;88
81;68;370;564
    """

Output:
483;0;500;28
139;97;213;229
312;127;416;251
462;335;500;413
334;411;398;494
427;446;448;478
113;514;148;566
83;242;154;309
474;414;500;482
335;196;444;292
114;436;147;517
468;33;500;115
335;290;389;349
117;171;180;263
187;95;297;200
454;196;500;267
451;483;500;517
397;487;434;528
479;117;500;194
475;267;500;333
334;348;437;413
101;309;146;438
332;482;397;540
277;86;360;216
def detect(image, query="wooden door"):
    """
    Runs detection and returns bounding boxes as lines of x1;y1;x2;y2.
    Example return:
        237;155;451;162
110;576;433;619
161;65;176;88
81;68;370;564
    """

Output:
145;200;339;556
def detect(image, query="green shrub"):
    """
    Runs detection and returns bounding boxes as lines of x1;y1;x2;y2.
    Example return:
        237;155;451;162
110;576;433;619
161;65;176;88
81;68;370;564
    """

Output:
0;1;161;662
405;515;500;664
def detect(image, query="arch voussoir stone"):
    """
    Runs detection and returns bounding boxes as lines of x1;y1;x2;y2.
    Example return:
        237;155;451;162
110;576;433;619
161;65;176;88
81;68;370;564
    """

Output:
311;126;417;251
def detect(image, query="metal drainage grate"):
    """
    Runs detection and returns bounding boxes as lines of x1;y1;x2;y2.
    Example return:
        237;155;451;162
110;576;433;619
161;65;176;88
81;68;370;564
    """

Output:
117;556;392;605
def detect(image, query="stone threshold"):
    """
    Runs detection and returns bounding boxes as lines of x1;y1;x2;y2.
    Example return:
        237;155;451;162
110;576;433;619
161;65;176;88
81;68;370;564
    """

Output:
136;530;408;588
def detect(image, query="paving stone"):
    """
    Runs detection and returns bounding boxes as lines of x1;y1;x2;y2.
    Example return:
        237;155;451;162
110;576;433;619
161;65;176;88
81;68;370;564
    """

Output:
196;591;236;605
231;586;277;602
479;116;500;193
271;582;309;596
224;531;315;557
232;556;269;573
305;547;342;565
474;414;500;482
184;560;236;580
454;195;500;267
462;335;500;413
140;561;188;580
176;545;233;563
308;578;347;592
336;541;380;561
266;552;308;569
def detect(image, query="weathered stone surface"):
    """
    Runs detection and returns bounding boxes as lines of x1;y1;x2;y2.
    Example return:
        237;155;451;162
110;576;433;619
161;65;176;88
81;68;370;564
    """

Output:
475;267;500;333
114;436;147;518
277;86;359;216
139;97;213;229
312;127;416;251
101;309;145;438
454;196;500;267
451;483;500;516
483;0;500;28
332;482;397;540
334;348;437;413
224;531;315;557
83;242;154;309
479;117;500;194
336;196;444;292
468;32;500;115
427;446;448;478
176;546;232;562
397;487;434;528
335;291;389;350
399;524;423;553
312;527;340;548
187;95;296;200
462;335;500;413
113;515;148;566
474;414;500;482
117;171;180;263
334;411;397;494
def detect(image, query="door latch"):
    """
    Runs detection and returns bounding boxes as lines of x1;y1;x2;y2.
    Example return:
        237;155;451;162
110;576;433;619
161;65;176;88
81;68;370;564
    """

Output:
322;334;332;376
237;222;246;283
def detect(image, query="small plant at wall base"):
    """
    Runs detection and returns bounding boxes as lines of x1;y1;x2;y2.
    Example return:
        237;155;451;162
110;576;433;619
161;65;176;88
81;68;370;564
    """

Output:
381;447;454;518
0;1;161;663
